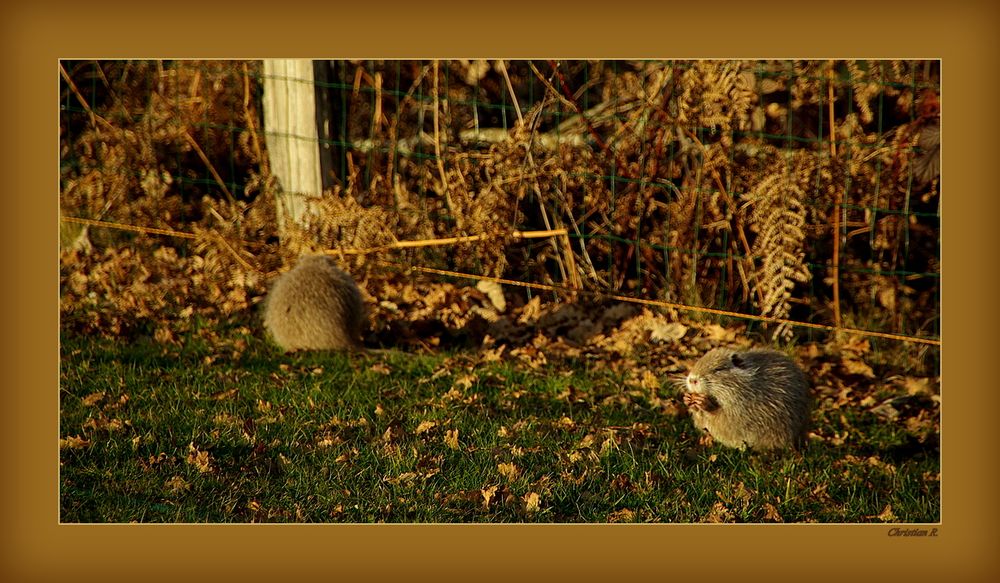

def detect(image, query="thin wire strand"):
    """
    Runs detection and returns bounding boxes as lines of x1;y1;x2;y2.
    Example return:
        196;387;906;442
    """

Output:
376;259;941;347
62;216;199;239
59;215;942;347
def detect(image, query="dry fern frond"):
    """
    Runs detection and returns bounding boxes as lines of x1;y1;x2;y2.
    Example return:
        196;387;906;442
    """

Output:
278;189;398;266
844;60;881;125
742;152;814;340
675;61;759;148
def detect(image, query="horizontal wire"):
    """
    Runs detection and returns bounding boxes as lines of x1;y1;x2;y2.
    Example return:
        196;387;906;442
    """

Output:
59;215;942;347
62;216;199;240
377;260;942;347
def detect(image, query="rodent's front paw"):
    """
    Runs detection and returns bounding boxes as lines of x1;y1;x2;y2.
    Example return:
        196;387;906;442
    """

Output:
683;393;708;411
684;393;718;413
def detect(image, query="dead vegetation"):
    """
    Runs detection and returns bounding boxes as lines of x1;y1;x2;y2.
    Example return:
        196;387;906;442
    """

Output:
60;59;940;360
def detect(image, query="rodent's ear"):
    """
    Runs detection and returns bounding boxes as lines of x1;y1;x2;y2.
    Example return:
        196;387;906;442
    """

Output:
730;353;745;368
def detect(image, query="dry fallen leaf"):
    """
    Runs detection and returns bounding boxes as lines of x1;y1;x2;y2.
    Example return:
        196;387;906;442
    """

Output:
144;452;168;468
440;387;463;402
648;320;687;343
82;416;125;433
383;472;418;485
905;411;937;439
575;434;595;450
903;376;934;396
841;357;875;378
866;456;897;475
523;492;541;513
877;504;897;522
800;343;822;359
497;462;520;480
81;392;106;407
638;369;660;390
869;401;900;422
517;296;543;324
59;435;90;449
480;343;507;363
762;502;783;522
454;374;477;390
703;323;738;342
877;287;896;311
370;363;392;375
164;475;190;494
186;442;213;473
842;336;871;354
415;420;438;434
607;508;636;523
444;429;460;450
703;501;733;523
209;388;239;400
481;485;498;509
476;280;507;312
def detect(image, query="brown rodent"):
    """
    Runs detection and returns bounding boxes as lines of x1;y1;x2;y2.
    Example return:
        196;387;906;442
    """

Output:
681;347;810;450
263;254;366;352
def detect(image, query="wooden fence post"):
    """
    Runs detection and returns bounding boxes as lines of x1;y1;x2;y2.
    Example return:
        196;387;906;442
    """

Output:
262;59;323;239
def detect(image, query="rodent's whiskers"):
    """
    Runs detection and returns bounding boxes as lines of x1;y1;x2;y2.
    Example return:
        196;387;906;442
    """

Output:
667;374;689;391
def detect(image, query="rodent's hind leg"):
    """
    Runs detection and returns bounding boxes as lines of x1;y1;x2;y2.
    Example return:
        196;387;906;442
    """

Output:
789;432;809;455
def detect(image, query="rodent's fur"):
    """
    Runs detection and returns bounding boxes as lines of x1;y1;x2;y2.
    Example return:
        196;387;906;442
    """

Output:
263;254;366;352
682;347;810;450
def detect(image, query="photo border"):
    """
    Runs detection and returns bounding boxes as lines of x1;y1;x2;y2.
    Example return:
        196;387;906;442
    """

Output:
5;0;997;580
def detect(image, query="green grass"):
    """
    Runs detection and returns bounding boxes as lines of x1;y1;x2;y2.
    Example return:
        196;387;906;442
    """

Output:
59;333;940;523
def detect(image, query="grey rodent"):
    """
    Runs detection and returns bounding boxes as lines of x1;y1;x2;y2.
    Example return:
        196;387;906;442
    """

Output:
263;254;366;352
681;347;810;450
